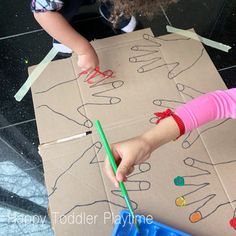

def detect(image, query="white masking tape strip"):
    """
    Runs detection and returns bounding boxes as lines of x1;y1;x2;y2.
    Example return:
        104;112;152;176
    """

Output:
166;25;231;52
14;47;58;102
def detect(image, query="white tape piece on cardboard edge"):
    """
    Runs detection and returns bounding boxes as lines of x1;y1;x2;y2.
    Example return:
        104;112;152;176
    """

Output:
166;25;231;53
14;47;58;102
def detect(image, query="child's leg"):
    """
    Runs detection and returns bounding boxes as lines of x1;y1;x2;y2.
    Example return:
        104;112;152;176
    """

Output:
99;1;137;33
59;0;85;22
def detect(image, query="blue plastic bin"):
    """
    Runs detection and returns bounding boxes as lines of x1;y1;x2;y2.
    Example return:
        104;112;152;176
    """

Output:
112;210;191;236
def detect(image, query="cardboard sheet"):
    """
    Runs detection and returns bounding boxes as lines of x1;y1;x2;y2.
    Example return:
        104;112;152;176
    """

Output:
31;28;236;235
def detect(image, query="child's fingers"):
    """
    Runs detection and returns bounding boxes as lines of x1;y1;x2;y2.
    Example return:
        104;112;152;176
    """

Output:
116;158;134;182
103;158;119;188
126;166;135;176
81;67;94;74
110;144;120;159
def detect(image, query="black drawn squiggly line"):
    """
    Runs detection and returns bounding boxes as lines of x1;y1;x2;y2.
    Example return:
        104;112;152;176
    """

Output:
149;99;184;124
36;104;84;127
129;34;205;80
48;140;151;218
176;83;204;99
189;196;236;222
167;48;204;80
175;157;236;224
151;83;230;149
62;162;151;218
182;119;230;149
49;141;102;197
61;200;128;219
35;76;80;94
153;98;184;109
62;173;152;218
34;69;114;94
35;72;124;128
76;80;124;128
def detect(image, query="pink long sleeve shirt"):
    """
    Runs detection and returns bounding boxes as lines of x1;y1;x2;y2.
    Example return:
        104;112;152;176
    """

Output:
175;88;236;133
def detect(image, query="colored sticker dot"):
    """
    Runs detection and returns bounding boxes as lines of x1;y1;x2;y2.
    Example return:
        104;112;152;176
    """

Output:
190;211;202;223
174;176;185;186
229;218;236;228
175;197;186;207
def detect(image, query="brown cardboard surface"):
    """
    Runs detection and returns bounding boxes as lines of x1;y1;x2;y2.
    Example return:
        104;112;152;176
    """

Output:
39;137;112;235
91;119;233;235
31;28;236;235
30;59;87;144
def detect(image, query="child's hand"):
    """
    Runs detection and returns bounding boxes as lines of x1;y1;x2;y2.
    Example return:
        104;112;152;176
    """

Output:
34;11;99;72
103;117;181;188
77;46;99;72
103;136;152;188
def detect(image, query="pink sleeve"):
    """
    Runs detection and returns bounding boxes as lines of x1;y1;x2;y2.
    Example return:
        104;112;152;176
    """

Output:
175;88;236;133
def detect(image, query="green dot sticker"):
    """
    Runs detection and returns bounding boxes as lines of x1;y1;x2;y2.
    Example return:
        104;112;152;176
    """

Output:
174;176;185;186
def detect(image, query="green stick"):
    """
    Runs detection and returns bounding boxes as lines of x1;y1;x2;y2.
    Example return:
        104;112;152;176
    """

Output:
95;120;140;232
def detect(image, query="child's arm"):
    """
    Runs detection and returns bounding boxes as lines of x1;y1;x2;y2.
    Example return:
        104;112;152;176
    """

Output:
34;12;98;71
175;88;236;132
104;88;236;187
105;116;179;188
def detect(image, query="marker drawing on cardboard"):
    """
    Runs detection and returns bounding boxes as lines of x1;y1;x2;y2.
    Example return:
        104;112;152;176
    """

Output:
30;28;236;235
174;157;236;229
34;69;124;129
150;83;230;149
129;33;204;79
47;139;151;219
61;161;151;219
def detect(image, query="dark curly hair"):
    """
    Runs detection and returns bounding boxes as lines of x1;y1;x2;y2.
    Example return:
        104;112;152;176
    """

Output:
100;0;177;27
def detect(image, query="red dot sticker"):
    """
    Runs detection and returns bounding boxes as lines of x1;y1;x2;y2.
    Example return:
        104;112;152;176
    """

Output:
229;218;236;228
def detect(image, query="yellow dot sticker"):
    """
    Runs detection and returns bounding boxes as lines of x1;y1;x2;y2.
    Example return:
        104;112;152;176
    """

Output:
175;196;186;207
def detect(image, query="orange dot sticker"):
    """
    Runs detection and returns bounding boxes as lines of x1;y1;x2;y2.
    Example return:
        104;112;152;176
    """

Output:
190;211;202;223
